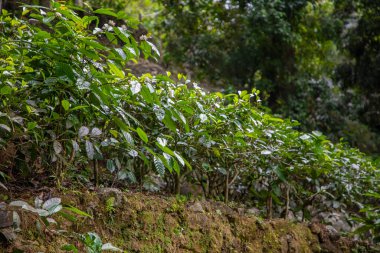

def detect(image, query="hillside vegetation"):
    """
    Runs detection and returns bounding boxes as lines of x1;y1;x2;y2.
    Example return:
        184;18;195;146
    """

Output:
0;2;379;252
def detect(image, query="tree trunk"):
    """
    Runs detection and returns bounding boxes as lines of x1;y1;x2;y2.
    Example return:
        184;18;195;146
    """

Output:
285;185;290;219
93;160;99;187
267;194;273;219
224;169;229;203
174;173;180;194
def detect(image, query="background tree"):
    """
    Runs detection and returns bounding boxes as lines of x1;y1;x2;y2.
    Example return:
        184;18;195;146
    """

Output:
154;0;380;155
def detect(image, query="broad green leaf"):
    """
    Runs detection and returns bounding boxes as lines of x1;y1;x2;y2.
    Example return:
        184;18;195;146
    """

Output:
94;8;118;18
172;159;180;175
136;127;148;143
35;30;51;39
140;87;154;103
107;61;125;78
157;137;167;147
154;156;166;176
61;100;70;111
273;167;287;182
69;105;89;112
79;48;100;61
156;142;175;157
42;15;55;24
114;27;130;43
113;48;126;60
113;117;130;131
122;131;134;145
163;114;177;132
64;205;93;218
173;151;185;167
0;86;12;95
61;244;78;253
83;39;107;50
55;62;75;81
82;15;99;27
106;159;116;173
145;40;160;56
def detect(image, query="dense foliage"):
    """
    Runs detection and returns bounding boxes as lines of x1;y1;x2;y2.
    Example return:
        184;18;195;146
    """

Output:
0;2;379;241
155;0;380;155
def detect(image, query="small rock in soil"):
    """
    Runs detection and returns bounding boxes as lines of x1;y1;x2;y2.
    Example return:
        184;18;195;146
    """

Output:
188;202;204;213
246;207;260;216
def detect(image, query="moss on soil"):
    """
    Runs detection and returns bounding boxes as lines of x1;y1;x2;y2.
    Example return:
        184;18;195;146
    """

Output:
1;189;368;253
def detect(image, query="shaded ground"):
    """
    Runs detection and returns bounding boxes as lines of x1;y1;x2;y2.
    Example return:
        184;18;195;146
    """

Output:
1;188;375;253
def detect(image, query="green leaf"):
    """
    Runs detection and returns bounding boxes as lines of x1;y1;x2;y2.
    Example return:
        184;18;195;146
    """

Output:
106;159;116;173
69;105;89;112
122;131;134;145
83;39;107;50
82;15;99;27
79;48;100;61
107;61;125;78
157;137;167;147
64;205;93;218
136;127;148;143
172;159;180;175
173;151;185;167
35;30;51;39
0;86;12;95
61;244;78;253
146;40;160;56
61;100;70;111
156;142;175;156
113;48;126;60
42;15;55;24
27;122;37;130
105;31;118;45
123;46;137;60
113;117;130;131
273;166;287;182
154;156;166;176
94;8;118;18
163;114;177;132
140;87;154;103
114;27;130;43
55;62;75;82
